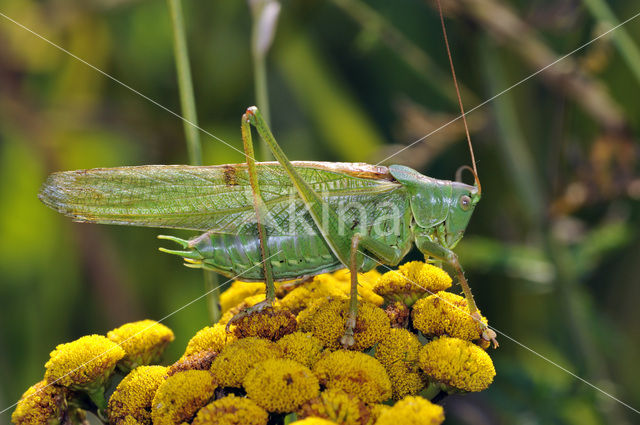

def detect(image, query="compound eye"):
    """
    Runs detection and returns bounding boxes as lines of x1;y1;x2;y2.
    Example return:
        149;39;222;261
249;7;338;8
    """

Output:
460;195;472;211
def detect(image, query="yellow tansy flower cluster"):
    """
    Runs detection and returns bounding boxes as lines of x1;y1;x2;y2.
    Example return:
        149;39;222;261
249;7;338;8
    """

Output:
44;335;125;391
300;299;390;351
107;319;174;371
412;291;487;342
277;332;325;368
13;262;497;425
192;395;268;425
298;388;371;425
11;381;68;425
183;323;236;358
209;337;282;387
419;336;496;392
108;365;167;425
244;358;320;412
374;261;451;306
375;328;425;399
375;396;444;425
313;351;392;403
151;370;217;425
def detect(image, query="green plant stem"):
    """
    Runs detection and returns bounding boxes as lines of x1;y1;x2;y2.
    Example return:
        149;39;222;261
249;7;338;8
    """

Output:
582;0;640;87
250;0;279;159
254;51;270;128
167;0;220;324
479;39;544;228
330;0;478;106
167;0;202;166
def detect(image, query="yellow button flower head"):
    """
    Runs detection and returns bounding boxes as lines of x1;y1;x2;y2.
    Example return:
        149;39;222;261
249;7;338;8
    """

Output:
298;388;371;425
169;350;218;376
11;380;68;425
276;332;324;368
107;320;174;371
418;337;495;393
281;278;347;314
375;396;444;425
297;298;333;332
45;334;125;390
244;358;320;413
312;351;391;403
210;337;282;387
290;418;338;425
192;395;268;425
330;269;384;306
151;370;217;425
375;329;426;399
233;307;297;341
303;299;390;351
412;292;486;342
374;262;451;306
183;323;236;359
368;403;391;424
108;365;167;425
220;281;266;314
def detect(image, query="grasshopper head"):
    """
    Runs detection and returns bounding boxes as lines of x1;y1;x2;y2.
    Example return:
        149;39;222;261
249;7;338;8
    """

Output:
389;165;480;250
444;181;480;248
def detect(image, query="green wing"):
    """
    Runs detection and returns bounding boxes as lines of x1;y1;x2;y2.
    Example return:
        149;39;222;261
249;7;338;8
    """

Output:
39;162;400;233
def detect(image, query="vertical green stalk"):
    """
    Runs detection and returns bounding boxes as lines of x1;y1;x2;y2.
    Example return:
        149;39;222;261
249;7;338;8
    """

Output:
167;0;220;323
249;0;281;159
582;0;640;87
479;39;544;228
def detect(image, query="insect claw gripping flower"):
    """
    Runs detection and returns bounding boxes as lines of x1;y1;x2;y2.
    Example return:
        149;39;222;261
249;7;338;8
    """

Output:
182;323;236;359
232;306;297;340
243;358;320;413
168;350;218;376
107;319;175;372
301;299;390;351
418;336;496;393
44;335;125;417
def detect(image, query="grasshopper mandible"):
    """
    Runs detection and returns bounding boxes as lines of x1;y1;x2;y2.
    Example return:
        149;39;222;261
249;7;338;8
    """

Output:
38;106;497;348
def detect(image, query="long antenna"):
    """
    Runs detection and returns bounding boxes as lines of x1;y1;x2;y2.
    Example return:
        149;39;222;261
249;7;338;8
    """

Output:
435;0;480;193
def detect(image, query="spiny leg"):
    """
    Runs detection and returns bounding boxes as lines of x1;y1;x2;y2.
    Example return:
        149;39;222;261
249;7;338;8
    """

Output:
340;234;363;348
341;234;406;348
447;252;498;348
226;110;277;329
418;238;498;348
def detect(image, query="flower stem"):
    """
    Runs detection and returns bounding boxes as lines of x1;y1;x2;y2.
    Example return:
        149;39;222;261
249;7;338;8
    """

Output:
167;0;220;323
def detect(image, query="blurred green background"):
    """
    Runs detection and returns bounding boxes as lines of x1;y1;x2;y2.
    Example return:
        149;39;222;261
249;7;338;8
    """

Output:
1;0;639;423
